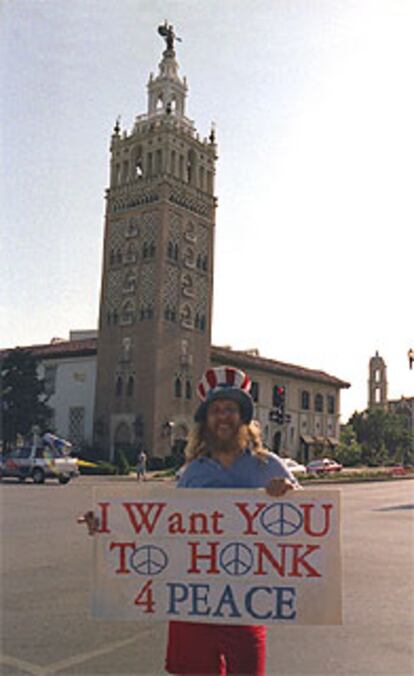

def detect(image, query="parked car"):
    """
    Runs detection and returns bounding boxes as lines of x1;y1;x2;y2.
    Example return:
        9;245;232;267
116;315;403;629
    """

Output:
282;458;307;475
306;458;343;474
0;445;79;484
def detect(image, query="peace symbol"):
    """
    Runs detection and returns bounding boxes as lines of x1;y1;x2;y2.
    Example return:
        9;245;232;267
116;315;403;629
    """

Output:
260;503;303;537
129;545;168;576
219;542;254;576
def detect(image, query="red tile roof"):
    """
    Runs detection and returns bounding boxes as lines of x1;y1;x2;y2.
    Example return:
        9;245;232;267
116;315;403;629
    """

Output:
211;346;350;388
1;337;350;388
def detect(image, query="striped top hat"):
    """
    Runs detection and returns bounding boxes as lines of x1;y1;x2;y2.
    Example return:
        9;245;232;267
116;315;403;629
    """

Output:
194;366;254;424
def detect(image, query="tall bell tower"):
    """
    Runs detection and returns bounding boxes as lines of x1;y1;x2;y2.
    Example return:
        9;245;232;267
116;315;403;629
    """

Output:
94;24;217;459
368;351;388;410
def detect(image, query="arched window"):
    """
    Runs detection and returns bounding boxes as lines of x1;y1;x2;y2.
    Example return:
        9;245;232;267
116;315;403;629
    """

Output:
123;272;136;293
170;150;176;176
187;149;196;185
121;160;129;183
199;315;206;332
113;310;119;325
125;243;136;263
301;391;310;410
185;380;192;400
109;249;115;265
122;301;134;324
199;166;205;191
116;249;122;265
155;149;162;174
126;376;134;397
115;376;123;397
174;243;179;261
143;242;148;259
315;394;324;412
147;152;153;176
174;378;182;398
180;304;192;328
327;395;335;414
168;241;174;259
132;144;143;179
149;242;156;258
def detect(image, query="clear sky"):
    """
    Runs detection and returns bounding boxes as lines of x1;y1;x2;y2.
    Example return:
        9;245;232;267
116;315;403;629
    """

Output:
2;0;413;422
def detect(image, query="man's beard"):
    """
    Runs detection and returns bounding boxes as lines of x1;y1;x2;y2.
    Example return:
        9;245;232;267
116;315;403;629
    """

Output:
204;424;249;454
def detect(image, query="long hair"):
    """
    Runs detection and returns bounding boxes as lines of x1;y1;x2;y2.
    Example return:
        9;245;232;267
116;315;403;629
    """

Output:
184;419;269;463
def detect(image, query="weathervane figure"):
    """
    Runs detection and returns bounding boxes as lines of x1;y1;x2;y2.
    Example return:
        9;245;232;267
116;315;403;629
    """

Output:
408;348;414;370
158;20;181;52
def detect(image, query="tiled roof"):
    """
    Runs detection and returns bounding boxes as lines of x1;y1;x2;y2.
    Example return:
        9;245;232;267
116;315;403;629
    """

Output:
0;338;97;360
0;337;350;388
211;346;350;388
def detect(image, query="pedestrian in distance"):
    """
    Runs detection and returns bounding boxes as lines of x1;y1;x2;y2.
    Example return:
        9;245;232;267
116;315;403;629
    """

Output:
78;365;300;675
136;449;147;481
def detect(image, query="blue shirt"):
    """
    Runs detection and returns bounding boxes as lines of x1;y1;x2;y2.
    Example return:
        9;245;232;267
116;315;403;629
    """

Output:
177;449;296;489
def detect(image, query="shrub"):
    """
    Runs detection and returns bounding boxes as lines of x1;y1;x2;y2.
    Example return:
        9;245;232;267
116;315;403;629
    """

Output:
114;449;131;475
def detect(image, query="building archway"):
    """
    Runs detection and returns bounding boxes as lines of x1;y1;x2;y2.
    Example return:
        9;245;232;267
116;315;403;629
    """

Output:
114;422;132;450
272;431;282;453
172;423;189;464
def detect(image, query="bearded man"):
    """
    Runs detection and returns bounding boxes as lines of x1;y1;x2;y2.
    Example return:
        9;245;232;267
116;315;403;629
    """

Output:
166;366;299;676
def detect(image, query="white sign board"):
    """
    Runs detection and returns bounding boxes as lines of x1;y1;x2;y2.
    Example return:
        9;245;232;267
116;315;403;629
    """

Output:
92;486;342;626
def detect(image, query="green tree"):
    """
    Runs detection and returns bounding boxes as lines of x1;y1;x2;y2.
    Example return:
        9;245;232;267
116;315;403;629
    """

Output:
333;425;363;466
348;408;413;466
1;348;51;446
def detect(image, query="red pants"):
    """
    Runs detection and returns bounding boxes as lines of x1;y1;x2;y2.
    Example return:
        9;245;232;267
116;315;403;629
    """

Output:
166;621;266;675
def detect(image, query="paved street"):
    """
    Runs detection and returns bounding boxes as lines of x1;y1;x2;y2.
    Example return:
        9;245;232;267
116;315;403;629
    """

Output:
1;477;413;675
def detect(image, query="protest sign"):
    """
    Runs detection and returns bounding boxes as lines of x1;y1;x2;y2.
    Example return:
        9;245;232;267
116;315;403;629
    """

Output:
92;486;341;626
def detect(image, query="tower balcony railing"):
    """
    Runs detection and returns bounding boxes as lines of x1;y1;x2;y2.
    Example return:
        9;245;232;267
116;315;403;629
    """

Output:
130;111;214;143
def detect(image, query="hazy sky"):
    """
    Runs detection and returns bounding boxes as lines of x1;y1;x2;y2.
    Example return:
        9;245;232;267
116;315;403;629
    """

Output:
2;0;413;421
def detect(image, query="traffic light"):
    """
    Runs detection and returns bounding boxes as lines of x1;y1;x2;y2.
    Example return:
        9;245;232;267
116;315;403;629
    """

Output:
272;385;286;424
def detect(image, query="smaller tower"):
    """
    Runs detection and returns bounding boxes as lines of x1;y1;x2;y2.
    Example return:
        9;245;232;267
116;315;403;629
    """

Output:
368;351;387;409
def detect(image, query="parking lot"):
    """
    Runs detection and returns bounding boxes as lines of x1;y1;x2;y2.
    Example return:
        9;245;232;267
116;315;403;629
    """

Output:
1;477;413;675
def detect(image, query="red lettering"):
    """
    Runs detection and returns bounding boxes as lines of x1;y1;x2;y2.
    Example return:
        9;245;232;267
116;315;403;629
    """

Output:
288;544;321;577
187;541;220;574
254;542;287;575
134;579;155;613
300;503;333;537
189;513;209;534
122;502;166;534
235;502;267;535
109;541;135;574
211;510;225;534
96;502;111;533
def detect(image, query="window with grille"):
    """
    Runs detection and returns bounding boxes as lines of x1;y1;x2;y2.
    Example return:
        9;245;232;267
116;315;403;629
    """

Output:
250;381;259;403
69;407;85;446
44;365;57;396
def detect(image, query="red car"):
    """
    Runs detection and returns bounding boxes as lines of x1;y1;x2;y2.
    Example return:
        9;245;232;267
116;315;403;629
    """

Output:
306;458;343;474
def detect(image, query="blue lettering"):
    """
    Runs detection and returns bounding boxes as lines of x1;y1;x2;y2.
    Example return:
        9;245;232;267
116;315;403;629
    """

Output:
245;586;273;619
188;584;211;616
166;582;189;615
212;584;242;618
273;586;296;620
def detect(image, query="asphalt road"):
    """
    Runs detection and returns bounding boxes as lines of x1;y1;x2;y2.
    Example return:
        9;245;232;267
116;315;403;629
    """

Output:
1;476;413;676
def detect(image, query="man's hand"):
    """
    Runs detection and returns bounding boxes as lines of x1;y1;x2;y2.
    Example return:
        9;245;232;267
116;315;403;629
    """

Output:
265;477;297;498
77;510;100;535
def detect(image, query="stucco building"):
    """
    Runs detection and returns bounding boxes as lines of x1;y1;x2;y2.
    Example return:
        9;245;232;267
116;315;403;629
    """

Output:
1;333;349;463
